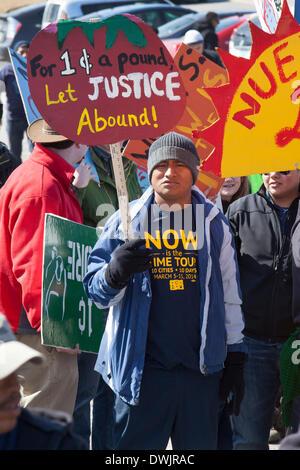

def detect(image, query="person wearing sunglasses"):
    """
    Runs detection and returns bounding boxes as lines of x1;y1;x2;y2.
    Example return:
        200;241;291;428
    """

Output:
263;170;292;175
226;169;300;450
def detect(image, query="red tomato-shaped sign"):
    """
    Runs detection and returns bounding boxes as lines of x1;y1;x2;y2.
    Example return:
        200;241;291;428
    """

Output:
27;15;187;145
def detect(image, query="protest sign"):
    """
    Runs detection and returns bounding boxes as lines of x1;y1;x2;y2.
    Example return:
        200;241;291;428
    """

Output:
136;164;150;192
123;44;226;195
80;147;99;184
253;0;283;33
10;48;100;183
9;47;41;124
41;214;103;353
10;46;146;189
27;15;187;238
200;1;300;177
27;15;186;145
252;0;295;34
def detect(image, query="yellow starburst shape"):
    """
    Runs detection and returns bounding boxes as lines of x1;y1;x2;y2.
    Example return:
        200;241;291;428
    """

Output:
200;0;300;177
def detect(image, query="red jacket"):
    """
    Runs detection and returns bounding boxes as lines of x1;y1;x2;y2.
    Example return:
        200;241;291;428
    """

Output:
0;144;83;332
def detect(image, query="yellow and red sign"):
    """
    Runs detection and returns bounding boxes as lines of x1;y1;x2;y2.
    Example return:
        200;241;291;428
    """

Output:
27;15;186;145
124;43;227;195
201;1;300;177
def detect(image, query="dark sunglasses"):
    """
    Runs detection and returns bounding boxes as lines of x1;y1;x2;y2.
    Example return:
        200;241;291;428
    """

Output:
262;171;291;176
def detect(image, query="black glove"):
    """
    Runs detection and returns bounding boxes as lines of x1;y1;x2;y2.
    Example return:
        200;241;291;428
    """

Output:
105;239;152;289
219;351;247;416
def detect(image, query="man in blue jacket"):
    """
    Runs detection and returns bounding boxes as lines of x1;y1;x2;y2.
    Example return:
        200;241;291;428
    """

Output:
83;131;246;450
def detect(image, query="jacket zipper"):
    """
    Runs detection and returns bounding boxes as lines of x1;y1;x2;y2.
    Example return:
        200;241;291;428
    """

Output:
268;211;289;339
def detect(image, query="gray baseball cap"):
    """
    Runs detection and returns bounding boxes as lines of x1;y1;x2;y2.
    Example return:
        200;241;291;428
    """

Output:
0;313;44;380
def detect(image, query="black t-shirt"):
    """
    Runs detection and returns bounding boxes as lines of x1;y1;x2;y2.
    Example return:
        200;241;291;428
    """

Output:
144;203;201;370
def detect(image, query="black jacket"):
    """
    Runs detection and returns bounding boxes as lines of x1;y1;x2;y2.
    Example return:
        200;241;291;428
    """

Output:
227;187;299;342
292;203;300;326
1;408;88;450
203;49;224;68
196;21;218;50
0;141;19;188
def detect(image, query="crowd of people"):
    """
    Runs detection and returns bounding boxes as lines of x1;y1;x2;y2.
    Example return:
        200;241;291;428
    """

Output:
1;20;300;452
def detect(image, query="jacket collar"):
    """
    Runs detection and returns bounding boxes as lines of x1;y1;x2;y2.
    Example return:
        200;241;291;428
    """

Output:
258;183;300;211
30;144;76;188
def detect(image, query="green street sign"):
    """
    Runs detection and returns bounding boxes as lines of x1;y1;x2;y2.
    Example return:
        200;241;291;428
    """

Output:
41;214;103;353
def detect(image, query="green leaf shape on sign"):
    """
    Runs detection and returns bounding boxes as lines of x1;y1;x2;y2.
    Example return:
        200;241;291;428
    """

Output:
57;15;148;50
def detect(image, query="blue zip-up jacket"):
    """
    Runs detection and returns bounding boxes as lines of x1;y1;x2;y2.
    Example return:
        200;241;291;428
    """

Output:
83;186;246;405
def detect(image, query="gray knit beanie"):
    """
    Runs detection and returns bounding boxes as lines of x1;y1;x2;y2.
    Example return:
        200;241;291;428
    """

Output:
147;132;200;184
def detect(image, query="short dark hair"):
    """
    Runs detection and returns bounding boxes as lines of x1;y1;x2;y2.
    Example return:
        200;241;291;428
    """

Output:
41;139;74;149
206;11;219;24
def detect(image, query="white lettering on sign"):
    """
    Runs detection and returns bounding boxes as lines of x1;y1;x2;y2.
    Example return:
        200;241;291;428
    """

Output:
67;240;93;281
78;297;93;337
87;71;181;101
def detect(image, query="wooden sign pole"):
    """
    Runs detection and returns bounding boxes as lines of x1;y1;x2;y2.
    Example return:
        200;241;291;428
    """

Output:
110;142;134;241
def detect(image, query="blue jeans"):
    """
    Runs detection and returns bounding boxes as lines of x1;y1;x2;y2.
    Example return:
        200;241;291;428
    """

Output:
232;336;284;450
6;118;33;163
114;366;222;450
217;402;233;449
73;352;114;450
92;372;115;450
